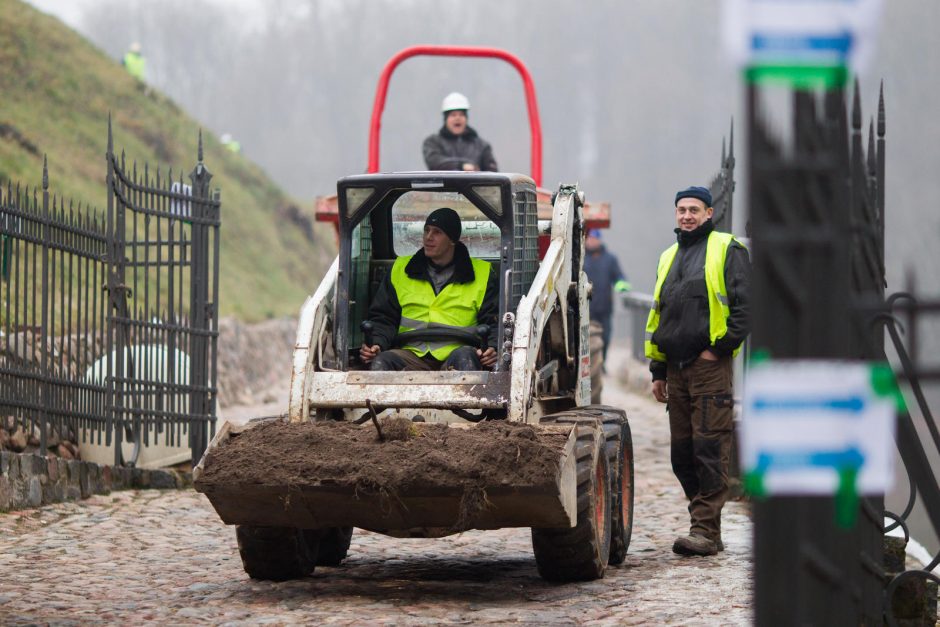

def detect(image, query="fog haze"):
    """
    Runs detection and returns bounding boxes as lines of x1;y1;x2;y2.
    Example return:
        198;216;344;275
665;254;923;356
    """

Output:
25;0;940;555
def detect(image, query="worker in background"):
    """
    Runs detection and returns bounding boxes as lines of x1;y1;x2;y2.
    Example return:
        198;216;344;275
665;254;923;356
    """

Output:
360;207;499;371
584;228;630;362
220;133;241;154
122;42;146;82
646;186;750;557
423;92;498;172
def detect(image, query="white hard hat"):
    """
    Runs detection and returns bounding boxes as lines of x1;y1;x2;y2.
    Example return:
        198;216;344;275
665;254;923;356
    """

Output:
130;41;142;53
441;92;470;113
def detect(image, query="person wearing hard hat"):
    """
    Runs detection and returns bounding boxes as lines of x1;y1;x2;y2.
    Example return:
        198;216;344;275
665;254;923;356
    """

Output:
645;186;750;557
122;42;146;82
220;133;241;154
422;92;498;172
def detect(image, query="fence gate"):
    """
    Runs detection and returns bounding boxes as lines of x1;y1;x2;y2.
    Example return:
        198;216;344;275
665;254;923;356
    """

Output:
0;122;220;467
749;83;886;625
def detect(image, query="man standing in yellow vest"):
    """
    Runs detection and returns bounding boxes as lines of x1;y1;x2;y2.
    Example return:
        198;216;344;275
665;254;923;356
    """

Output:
645;186;750;557
122;42;146;82
360;207;498;371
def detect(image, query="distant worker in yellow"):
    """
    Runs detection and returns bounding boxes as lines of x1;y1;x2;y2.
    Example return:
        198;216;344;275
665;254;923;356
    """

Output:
122;42;146;82
423;92;498;172
220;133;241;154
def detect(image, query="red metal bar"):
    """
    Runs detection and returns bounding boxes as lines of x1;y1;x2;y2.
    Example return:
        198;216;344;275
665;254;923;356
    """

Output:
367;45;543;187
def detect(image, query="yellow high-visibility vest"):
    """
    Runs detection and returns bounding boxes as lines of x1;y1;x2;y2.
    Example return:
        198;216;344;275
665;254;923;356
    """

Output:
123;52;146;81
645;231;742;362
391;255;490;360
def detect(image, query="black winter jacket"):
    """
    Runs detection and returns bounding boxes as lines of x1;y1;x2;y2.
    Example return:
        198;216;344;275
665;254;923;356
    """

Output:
584;245;627;321
423;126;498;172
649;220;750;381
366;242;499;352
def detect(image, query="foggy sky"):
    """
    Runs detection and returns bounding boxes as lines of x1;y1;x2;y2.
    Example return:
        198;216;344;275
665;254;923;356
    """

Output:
24;0;940;553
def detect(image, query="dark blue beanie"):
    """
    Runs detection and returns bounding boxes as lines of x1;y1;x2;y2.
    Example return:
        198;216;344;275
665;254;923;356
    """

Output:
675;186;713;207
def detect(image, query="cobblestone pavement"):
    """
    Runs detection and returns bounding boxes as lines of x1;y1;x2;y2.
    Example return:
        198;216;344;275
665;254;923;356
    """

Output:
0;359;753;625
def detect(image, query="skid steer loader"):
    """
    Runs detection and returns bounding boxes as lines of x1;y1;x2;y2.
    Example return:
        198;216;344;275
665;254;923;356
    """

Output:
194;173;634;582
192;46;633;583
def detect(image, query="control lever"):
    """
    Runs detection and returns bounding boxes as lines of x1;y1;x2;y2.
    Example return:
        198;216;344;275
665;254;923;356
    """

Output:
361;320;375;347
476;324;490;351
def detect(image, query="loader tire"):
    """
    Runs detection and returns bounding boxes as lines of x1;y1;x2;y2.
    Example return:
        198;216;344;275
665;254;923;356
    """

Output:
531;422;611;582
589;321;605;404
593;407;634;565
235;525;318;581
314;526;353;566
544;406;634;565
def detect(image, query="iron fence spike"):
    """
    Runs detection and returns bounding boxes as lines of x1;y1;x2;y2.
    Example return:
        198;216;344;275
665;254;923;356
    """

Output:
729;118;734;158
42;155;48;190
867;118;876;175
878;81;885;137
852;79;862;130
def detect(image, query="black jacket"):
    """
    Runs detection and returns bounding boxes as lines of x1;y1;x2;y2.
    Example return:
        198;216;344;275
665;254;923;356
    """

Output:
584;245;627;321
422;125;498;172
367;242;499;352
649;220;750;381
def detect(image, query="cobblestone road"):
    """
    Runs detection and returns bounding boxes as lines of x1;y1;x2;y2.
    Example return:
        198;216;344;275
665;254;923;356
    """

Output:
0;362;753;625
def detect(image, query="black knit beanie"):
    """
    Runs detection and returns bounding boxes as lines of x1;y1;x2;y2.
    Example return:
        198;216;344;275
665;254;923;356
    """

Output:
425;207;462;242
675;186;713;207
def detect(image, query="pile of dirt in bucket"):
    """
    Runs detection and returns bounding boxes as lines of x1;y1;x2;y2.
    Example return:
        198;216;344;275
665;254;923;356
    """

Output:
197;418;569;494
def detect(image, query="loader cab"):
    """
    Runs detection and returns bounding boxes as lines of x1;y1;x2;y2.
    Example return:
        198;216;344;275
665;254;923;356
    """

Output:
332;172;540;370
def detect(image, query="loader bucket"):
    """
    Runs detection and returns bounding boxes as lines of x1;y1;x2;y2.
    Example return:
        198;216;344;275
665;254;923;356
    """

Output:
193;418;579;533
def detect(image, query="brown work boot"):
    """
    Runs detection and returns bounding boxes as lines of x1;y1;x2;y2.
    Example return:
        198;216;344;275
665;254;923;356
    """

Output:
672;533;718;556
716;536;725;552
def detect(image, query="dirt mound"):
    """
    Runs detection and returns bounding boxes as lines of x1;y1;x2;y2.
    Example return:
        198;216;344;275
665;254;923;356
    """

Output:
197;418;570;529
199;418;567;489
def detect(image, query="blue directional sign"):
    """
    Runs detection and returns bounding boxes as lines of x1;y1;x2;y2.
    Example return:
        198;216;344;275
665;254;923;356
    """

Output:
740;361;896;498
723;0;883;87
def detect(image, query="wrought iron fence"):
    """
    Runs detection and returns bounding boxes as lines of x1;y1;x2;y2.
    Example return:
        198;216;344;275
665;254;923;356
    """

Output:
0;121;220;467
749;79;889;626
750;79;939;625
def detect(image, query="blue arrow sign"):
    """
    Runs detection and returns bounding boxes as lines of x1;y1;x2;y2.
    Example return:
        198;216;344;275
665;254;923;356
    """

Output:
752;395;865;413
752;30;854;56
756;446;865;473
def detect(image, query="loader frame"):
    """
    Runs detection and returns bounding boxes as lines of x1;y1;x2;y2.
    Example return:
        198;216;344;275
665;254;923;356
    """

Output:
288;172;591;425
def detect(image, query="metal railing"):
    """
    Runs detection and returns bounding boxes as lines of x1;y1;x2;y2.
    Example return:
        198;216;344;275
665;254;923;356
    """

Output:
620;291;654;363
0;121;220;466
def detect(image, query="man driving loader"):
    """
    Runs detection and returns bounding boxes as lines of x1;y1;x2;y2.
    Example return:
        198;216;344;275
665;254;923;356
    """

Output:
360;207;499;371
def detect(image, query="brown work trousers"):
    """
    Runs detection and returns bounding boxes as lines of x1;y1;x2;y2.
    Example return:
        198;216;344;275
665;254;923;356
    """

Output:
666;355;735;542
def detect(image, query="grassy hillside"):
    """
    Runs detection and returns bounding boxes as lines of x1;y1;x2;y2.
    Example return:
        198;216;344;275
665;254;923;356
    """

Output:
0;0;335;321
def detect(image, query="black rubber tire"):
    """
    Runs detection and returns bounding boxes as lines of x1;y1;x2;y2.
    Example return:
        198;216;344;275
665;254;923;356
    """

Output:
544;406;634;566
314;526;353;566
235;525;318;581
531;421;611;582
594;407;634;565
589;321;605;404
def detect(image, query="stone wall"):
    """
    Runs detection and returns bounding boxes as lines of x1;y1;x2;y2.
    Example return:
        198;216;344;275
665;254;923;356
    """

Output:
0;450;189;512
216;316;296;408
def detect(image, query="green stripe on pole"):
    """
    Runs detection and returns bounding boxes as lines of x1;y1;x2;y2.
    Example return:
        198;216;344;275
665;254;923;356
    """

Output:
869;362;906;413
745;64;849;89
